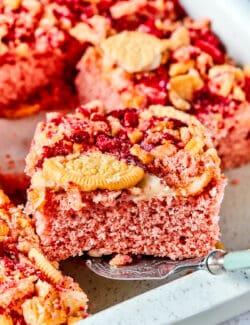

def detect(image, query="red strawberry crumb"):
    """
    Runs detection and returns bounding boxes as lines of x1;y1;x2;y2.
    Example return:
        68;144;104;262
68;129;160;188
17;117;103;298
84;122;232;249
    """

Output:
138;19;167;38
91;113;107;122
77;107;91;118
95;134;120;151
244;77;250;102
46;140;72;157
138;68;168;91
70;131;90;144
123;109;139;127
110;110;126;119
194;40;224;64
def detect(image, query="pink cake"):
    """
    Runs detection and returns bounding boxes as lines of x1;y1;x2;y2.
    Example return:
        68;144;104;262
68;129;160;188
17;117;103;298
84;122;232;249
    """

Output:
0;0;184;117
25;101;226;261
75;18;250;169
0;190;88;324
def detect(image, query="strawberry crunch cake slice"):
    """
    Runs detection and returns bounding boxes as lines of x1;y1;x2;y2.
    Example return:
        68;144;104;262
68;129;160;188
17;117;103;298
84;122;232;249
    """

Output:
25;101;226;261
75;18;250;169
0;0;184;117
0;190;88;324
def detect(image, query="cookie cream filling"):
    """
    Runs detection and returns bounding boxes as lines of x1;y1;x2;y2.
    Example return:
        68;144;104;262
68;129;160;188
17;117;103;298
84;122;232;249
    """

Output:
130;174;175;201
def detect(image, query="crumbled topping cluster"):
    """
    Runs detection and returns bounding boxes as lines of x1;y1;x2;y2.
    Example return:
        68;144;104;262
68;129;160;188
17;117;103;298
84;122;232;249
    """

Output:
0;0;185;61
26;102;221;196
0;190;88;324
86;16;249;126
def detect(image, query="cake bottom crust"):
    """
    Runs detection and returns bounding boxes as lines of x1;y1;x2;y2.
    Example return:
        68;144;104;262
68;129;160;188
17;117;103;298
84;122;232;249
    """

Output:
31;179;226;261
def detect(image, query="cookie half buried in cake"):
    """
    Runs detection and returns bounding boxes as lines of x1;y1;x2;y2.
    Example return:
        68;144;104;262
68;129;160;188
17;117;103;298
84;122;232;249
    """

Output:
75;20;250;169
0;190;88;324
25;101;226;261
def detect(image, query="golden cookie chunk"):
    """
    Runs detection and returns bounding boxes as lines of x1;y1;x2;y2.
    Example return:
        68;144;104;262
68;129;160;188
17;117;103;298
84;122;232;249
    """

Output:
130;144;154;164
244;65;250;77
150;105;208;146
232;85;246;101
37;152;144;191
170;72;203;101
101;31;169;73
0;220;9;242
169;89;191;111
28;248;63;285
0;315;13;325
167;26;190;50
183;171;213;196
216;241;225;250
3;0;21;10
128;129;143;144
169;60;194;77
0;220;9;236
15;42;29;58
151;143;177;159
209;71;234;97
69;16;109;44
209;64;244;82
184;138;204;154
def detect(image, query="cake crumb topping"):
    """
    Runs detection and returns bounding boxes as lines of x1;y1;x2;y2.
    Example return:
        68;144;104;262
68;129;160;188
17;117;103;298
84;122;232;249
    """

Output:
26;102;223;198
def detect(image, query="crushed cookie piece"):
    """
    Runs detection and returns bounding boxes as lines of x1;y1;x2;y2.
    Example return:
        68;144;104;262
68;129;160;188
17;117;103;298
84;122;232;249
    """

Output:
169;61;194;77
3;0;21;10
170;72;204;101
101;31;169;73
128;129;144;143
130;144;154;164
70;16;110;44
109;254;133;266
169;89;191;111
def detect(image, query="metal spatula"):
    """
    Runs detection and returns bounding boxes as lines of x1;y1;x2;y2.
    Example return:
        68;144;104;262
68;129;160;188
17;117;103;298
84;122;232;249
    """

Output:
86;249;250;280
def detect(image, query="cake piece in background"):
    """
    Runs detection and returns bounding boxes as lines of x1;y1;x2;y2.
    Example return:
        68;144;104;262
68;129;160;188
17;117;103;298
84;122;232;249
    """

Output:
0;1;82;117
0;190;88;324
0;0;184;118
0;0;109;117
75;18;250;169
25;101;226;261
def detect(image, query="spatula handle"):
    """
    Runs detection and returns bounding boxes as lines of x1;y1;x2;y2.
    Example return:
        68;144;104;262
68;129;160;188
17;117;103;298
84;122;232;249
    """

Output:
224;250;250;271
206;249;250;274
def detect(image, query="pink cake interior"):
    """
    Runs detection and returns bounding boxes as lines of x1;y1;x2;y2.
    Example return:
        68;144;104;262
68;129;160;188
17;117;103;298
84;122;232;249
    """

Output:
35;181;225;261
75;48;124;111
